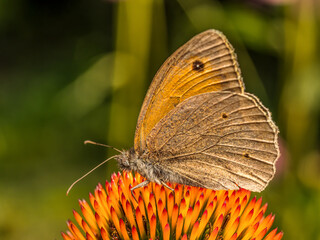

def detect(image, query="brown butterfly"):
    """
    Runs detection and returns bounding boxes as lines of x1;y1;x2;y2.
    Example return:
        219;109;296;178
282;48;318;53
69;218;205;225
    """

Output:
68;29;279;196
116;29;279;193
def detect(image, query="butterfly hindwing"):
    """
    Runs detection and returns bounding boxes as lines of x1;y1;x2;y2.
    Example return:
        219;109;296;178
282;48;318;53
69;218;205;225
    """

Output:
145;91;279;192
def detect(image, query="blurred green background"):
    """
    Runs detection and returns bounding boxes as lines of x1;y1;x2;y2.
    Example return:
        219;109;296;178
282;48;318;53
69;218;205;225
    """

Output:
1;0;319;239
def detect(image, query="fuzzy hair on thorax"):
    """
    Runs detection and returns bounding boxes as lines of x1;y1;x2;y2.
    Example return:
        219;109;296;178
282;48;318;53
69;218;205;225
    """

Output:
116;148;184;185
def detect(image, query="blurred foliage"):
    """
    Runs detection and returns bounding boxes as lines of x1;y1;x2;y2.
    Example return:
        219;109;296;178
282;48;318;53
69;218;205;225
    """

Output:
0;0;319;239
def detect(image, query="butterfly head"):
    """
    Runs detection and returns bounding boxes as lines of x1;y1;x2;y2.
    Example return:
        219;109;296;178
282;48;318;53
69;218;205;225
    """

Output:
116;148;138;172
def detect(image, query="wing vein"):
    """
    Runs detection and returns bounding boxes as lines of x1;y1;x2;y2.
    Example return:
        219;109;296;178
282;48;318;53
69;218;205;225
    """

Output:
175;61;237;94
193;159;267;184
200;152;272;175
165;164;229;189
171;52;238;93
197;113;268;133
215;143;278;156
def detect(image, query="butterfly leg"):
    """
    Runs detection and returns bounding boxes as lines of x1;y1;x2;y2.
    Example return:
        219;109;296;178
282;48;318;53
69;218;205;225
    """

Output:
130;180;150;202
161;181;175;192
230;180;240;190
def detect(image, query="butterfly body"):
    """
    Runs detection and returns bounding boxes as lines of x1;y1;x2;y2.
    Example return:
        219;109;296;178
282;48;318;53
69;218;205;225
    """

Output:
116;29;279;192
116;148;184;186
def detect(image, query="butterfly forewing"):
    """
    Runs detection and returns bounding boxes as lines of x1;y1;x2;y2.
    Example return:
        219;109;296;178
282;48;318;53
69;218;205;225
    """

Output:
134;30;244;153
145;92;279;192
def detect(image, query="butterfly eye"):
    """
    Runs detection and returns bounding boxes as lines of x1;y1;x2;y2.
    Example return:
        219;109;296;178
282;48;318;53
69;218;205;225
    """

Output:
192;60;204;72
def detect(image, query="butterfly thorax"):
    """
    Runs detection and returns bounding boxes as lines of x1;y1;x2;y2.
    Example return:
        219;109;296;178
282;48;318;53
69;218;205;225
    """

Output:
116;148;182;184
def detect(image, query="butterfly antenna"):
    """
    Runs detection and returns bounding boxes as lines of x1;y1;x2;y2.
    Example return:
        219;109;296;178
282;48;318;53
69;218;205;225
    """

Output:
66;155;116;195
84;140;122;153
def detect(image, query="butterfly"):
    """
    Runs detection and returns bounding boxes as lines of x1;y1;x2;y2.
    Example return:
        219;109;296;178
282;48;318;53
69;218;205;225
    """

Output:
68;29;279;196
116;29;280;193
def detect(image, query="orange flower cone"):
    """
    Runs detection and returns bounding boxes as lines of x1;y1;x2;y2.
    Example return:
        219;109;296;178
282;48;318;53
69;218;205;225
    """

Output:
62;171;283;240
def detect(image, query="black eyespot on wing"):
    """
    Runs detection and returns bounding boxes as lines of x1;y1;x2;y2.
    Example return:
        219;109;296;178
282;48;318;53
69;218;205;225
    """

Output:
221;113;228;119
192;60;204;72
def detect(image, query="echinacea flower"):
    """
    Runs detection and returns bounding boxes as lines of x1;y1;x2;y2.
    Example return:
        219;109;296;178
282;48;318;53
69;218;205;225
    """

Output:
62;171;283;240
